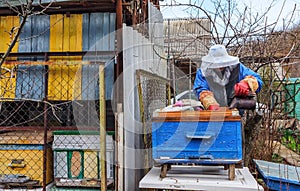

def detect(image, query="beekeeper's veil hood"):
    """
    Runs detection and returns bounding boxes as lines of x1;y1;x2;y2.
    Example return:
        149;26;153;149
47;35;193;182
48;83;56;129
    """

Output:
200;44;240;106
201;44;239;75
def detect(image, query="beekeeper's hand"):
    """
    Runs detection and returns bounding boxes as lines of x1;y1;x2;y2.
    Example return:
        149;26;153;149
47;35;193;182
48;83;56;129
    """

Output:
234;81;249;97
235;76;259;97
199;90;220;110
207;105;221;111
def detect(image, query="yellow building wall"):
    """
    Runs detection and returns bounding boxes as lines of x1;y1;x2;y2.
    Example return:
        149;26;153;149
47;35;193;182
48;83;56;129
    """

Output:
47;64;82;100
49;14;82;61
0;16;19;54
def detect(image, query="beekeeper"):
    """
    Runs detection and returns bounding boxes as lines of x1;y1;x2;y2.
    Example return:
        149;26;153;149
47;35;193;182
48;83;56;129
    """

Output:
193;44;263;110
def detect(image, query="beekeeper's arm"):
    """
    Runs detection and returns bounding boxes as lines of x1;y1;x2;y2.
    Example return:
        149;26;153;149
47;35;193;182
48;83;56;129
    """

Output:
193;69;220;110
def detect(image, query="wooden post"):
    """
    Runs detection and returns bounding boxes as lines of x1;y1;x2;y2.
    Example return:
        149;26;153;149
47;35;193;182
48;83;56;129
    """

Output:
99;64;107;190
228;164;235;180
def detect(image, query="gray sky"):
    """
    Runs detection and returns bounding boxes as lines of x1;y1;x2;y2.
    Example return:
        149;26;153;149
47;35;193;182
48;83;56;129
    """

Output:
160;0;300;27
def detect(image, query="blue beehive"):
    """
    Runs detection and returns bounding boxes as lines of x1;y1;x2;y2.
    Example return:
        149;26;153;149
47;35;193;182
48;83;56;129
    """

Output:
152;109;242;178
254;159;300;191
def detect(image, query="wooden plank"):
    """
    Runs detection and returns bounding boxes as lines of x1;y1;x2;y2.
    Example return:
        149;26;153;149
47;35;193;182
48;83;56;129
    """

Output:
30;16;37;56
96;13;103;51
74;14;82;60
228;164;235;180
49;14;64;60
40;15;50;54
152;109;241;122
99;63;107;191
109;14;116;50
47;64;62;100
19;16;32;53
63;14;70;61
89;13;98;51
82;13;89;52
103;12;110;50
0;131;53;144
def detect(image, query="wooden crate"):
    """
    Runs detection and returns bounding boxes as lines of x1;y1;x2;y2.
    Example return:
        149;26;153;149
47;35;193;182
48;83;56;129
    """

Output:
52;131;114;187
152;109;242;179
0;131;53;186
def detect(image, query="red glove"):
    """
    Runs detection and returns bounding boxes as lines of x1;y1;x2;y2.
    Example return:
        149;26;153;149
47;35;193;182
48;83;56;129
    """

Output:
234;81;249;97
207;105;221;110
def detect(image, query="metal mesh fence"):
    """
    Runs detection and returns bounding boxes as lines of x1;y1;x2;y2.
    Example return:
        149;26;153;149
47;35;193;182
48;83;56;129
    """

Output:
0;61;114;189
136;69;169;170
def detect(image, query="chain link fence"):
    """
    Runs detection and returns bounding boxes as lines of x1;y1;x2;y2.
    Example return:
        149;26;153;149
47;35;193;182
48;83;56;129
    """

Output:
0;61;114;189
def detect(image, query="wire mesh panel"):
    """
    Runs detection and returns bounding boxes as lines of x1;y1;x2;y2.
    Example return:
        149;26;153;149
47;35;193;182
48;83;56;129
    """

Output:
136;69;169;170
52;131;114;187
0;61;114;189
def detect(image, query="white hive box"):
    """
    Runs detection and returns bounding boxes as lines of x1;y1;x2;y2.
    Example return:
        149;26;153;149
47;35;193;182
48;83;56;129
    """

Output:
139;165;263;191
52;131;114;187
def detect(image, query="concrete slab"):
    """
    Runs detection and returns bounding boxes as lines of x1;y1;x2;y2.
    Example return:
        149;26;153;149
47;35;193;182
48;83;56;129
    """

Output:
139;165;263;191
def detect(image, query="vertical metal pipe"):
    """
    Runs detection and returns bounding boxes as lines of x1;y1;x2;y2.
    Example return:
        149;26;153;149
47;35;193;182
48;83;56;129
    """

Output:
115;0;123;106
42;62;49;191
132;0;137;26
115;1;123;189
99;64;107;191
